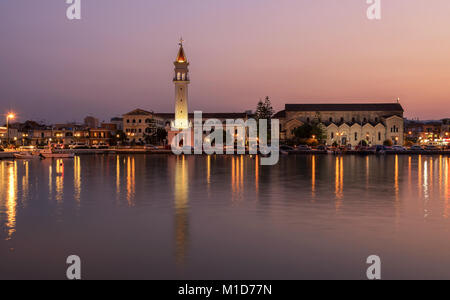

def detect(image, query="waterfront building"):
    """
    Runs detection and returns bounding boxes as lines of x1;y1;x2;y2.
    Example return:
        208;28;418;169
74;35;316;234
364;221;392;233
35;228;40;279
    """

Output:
100;123;118;132
110;117;124;131
0;127;19;145
28;123;113;147
405;119;449;146
441;119;449;139
122;109;165;144
89;128;112;146
84;116;99;129
275;103;405;146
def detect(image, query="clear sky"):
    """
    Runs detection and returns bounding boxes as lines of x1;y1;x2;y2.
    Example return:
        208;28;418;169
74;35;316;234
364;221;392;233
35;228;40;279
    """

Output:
1;0;449;123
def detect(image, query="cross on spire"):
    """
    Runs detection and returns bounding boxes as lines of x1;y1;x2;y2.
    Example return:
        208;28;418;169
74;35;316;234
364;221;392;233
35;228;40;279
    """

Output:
179;37;184;46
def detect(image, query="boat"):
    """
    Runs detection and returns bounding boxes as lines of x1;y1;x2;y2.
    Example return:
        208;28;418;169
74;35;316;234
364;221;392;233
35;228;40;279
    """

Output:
13;152;40;159
39;148;75;159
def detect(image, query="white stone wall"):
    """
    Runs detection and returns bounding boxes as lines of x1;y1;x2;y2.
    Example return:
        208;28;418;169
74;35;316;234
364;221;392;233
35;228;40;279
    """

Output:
326;123;387;146
384;116;404;145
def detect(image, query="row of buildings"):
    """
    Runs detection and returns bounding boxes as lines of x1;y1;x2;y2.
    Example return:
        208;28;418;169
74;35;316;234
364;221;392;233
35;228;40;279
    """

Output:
0;120;116;147
3;110;448;148
405;119;450;145
2;41;448;148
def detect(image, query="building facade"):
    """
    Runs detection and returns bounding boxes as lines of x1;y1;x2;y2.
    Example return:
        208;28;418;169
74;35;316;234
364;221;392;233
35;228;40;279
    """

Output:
0;127;19;145
84;116;99;129
123;109;165;144
110;117;124;131
276;103;405;146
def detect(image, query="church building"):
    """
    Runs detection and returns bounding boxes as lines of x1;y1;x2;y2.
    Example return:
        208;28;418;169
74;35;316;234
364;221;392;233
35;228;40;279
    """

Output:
275;103;405;146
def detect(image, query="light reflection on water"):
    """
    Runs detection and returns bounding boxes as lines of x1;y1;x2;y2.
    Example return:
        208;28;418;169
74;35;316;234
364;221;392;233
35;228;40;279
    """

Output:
0;155;449;279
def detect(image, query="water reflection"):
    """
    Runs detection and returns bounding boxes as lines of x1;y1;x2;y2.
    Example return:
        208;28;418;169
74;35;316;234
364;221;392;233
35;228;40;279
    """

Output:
48;164;53;199
335;157;343;210
55;159;64;204
366;156;370;188
395;155;399;200
418;155;422;198
231;156;244;200
408;156;412;190
445;157;449;217
74;157;81;205
20;161;29;208
2;155;450;278
116;156;121;202
255;155;259;194
424;160;429;202
6;162;18;240
174;155;189;266
206;155;211;186
311;156;316;199
126;156;135;206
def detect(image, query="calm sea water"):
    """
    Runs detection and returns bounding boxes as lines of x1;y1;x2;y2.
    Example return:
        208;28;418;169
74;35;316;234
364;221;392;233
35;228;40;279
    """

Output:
0;154;449;279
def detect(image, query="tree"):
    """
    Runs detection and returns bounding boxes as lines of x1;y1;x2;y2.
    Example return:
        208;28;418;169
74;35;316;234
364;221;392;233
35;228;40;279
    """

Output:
112;130;127;146
383;139;393;146
156;128;168;145
255;96;274;121
292;122;326;144
255;96;275;142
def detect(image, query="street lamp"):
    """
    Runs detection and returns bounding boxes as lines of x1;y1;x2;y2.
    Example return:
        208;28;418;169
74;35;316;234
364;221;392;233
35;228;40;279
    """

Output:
6;113;15;147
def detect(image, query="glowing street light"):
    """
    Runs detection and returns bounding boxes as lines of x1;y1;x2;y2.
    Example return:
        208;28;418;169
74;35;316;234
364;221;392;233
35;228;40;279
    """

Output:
5;113;15;146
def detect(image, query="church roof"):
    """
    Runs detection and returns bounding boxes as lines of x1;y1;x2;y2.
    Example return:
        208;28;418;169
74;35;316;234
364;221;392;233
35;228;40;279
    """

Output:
155;112;250;120
273;110;286;118
176;45;187;63
123;109;154;116
285;103;404;112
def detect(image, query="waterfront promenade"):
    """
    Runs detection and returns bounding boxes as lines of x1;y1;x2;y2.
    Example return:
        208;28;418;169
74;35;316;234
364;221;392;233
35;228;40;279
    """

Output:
1;148;449;159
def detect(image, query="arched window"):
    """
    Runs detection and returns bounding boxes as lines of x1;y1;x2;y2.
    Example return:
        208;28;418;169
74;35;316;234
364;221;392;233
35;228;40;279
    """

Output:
329;117;333;122
182;73;186;80
177;72;181;80
340;117;344;123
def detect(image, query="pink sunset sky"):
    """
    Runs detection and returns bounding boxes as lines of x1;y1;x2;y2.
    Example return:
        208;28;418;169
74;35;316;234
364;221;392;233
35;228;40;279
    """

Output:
0;0;449;123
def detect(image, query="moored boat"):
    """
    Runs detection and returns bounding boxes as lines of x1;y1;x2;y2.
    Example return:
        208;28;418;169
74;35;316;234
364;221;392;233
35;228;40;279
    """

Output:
39;148;75;159
13;152;40;159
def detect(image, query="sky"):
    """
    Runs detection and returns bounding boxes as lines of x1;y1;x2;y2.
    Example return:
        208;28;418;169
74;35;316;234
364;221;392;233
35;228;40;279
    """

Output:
0;0;449;124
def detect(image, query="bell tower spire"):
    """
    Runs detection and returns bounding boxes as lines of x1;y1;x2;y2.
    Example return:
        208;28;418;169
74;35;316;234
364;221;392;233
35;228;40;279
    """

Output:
172;38;190;129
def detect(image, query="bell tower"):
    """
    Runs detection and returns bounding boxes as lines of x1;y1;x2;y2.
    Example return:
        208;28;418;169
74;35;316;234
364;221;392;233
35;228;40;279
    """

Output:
172;38;190;129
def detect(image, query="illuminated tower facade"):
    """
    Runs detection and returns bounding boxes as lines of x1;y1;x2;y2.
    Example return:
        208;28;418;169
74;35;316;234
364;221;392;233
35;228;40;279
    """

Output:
172;39;190;129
